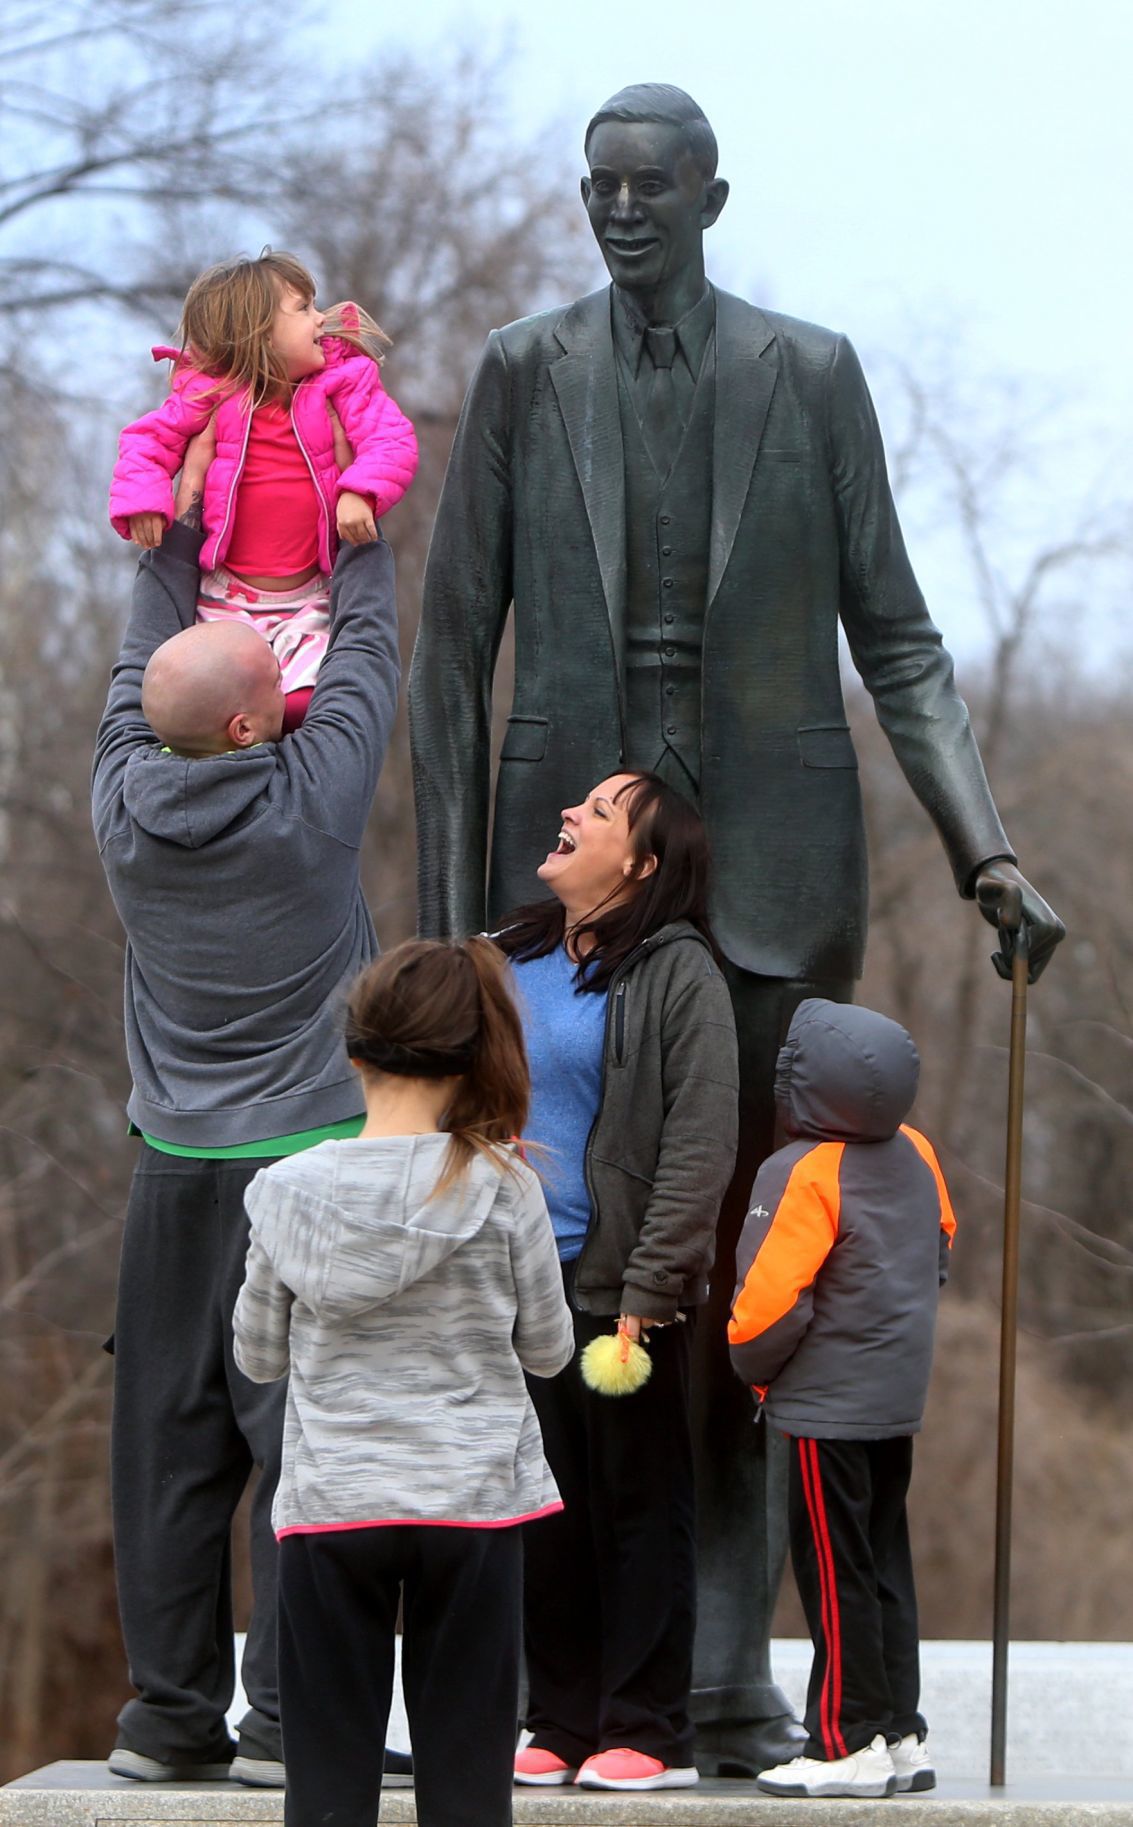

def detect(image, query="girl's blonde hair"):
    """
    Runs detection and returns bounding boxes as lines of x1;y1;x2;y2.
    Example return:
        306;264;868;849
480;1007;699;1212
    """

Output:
178;249;391;407
344;938;530;1196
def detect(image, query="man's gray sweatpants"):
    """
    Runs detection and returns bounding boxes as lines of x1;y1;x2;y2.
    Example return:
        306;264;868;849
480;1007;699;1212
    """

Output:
111;1144;285;1762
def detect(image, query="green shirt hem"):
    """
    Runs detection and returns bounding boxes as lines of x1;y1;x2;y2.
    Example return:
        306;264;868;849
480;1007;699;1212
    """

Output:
132;1116;365;1159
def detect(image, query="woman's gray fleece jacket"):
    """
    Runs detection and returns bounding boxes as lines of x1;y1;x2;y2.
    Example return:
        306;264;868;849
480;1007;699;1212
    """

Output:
570;922;740;1321
233;1135;574;1534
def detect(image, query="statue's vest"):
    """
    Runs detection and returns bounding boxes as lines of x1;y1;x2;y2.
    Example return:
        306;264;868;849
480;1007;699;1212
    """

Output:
617;350;715;794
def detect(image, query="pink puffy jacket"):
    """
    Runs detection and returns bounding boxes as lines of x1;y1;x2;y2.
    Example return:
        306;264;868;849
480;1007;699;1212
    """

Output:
109;327;418;574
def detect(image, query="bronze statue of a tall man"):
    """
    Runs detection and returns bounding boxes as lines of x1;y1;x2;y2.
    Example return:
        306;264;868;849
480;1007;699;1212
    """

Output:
409;83;1063;1774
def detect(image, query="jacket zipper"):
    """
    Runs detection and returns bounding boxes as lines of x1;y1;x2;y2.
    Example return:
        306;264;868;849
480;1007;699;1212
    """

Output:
580;987;616;1268
214;405;254;561
613;980;627;1063
577;936;666;1284
290;389;331;562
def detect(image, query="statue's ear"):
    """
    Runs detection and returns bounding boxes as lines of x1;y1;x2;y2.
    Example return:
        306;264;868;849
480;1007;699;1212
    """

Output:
701;178;729;230
581;175;592;207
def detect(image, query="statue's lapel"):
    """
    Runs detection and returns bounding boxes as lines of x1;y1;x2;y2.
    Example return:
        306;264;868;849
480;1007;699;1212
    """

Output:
709;291;778;607
550;290;625;652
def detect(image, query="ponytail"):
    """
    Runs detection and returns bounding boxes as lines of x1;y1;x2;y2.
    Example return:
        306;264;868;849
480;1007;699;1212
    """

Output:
344;937;529;1196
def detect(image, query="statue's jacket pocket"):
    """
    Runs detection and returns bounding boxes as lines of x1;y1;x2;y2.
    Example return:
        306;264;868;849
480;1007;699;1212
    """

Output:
500;716;548;761
797;723;858;769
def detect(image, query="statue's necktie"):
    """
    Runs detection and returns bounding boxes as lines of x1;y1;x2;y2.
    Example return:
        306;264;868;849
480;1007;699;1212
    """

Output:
641;325;682;478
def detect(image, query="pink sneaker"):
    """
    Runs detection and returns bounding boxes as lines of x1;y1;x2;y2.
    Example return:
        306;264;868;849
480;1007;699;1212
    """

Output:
575;1747;699;1790
513;1746;578;1785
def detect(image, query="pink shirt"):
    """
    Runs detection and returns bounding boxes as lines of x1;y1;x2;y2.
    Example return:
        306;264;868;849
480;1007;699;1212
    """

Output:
224;404;320;577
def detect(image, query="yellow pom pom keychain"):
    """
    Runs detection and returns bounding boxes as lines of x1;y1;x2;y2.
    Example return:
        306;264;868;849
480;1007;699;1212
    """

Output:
580;1323;653;1396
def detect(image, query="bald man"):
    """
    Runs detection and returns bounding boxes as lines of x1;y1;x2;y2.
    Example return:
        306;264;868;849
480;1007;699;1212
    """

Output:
92;507;400;1784
141;620;287;757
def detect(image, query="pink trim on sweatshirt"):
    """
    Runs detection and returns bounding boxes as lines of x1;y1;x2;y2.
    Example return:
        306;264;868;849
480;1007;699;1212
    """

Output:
276;1500;564;1540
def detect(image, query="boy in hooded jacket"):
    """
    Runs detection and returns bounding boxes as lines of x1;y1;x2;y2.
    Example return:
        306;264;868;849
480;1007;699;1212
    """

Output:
728;999;956;1799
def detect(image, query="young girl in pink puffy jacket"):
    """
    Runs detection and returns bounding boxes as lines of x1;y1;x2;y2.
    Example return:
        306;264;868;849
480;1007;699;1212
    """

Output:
109;251;417;731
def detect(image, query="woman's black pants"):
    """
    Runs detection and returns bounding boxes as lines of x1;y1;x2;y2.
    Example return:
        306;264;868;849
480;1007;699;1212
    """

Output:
278;1524;522;1827
523;1266;697;1769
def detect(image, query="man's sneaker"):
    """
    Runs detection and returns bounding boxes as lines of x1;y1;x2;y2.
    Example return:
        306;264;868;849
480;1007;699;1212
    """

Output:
575;1748;699;1790
108;1748;233;1783
757;1734;897;1798
227;1717;285;1790
514;1746;578;1785
230;1751;285;1787
891;1732;936;1792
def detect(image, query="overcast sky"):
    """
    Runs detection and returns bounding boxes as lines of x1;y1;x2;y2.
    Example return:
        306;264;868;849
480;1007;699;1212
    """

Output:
318;0;1133;667
326;0;1131;393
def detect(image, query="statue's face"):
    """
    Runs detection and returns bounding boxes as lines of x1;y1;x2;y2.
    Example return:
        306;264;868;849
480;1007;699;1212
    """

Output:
583;119;713;296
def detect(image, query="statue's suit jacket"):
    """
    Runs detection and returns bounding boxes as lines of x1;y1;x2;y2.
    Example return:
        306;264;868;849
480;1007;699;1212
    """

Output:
409;286;1012;980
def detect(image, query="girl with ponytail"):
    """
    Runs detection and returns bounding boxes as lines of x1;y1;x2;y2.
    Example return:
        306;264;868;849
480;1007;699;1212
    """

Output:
233;938;573;1827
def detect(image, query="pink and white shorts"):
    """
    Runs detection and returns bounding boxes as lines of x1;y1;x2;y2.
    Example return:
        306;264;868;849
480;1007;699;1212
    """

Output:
196;567;331;695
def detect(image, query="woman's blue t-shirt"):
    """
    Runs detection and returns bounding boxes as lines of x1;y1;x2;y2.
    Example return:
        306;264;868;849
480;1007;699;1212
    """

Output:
511;946;608;1262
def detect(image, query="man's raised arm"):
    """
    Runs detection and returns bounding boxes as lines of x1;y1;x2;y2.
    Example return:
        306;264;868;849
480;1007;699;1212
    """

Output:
91;520;203;830
285;537;401;853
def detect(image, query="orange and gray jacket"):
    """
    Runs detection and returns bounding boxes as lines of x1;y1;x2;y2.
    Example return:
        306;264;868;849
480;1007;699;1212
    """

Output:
728;1000;956;1439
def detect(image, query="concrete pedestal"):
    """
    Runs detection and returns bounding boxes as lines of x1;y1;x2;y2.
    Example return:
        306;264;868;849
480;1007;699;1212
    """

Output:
7;1641;1133;1823
3;1763;1133;1825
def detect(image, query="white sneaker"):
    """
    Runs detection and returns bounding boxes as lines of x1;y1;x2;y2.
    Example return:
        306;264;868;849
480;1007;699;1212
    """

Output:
891;1732;935;1792
757;1733;897;1797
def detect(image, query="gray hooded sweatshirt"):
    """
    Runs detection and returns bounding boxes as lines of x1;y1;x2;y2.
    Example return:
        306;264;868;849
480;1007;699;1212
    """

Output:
91;526;400;1146
232;1135;575;1533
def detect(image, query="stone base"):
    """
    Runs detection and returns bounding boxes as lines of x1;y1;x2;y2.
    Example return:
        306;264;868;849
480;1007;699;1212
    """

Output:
4;1766;1133;1826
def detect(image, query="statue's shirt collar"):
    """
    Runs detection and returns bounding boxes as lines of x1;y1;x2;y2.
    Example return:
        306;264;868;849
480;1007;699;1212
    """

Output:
611;283;716;382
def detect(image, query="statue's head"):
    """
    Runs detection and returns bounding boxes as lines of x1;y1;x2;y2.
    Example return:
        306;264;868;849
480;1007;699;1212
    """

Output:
582;84;729;301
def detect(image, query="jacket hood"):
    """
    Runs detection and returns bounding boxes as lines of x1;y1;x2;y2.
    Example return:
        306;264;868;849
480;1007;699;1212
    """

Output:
120;743;277;848
250;1136;509;1324
775;999;919;1142
613;920;717;978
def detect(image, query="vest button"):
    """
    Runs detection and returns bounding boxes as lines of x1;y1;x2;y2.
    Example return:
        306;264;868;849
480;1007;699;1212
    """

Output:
660;515;671;525
667;725;677;735
661;545;672;556
664;646;675;657
666;685;675;696
662;577;673;588
664;613;674;625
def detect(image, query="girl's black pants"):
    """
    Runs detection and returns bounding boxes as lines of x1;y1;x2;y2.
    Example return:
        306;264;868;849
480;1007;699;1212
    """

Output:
522;1261;697;1769
278;1524;522;1827
788;1433;927;1759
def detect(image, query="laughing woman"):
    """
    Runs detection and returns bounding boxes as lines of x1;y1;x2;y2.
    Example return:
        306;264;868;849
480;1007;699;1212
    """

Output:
495;771;739;1793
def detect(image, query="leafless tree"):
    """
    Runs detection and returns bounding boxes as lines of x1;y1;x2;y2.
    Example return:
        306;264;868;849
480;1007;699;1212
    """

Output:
0;0;349;329
847;360;1133;1401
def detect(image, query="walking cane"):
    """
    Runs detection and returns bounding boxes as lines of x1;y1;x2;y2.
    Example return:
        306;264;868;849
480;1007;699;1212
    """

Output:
989;913;1029;1788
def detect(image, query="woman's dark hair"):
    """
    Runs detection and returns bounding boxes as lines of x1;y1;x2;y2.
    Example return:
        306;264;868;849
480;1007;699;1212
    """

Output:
494;772;720;993
345;937;529;1192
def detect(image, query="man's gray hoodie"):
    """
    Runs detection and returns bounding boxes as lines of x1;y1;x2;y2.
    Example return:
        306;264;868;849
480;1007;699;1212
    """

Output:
91;526;400;1146
232;1135;575;1532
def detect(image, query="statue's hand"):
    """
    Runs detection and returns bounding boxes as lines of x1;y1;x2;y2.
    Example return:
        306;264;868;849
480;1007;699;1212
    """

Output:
974;860;1065;984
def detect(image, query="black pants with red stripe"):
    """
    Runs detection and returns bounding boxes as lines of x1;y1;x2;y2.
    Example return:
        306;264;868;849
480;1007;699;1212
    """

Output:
788;1435;926;1759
